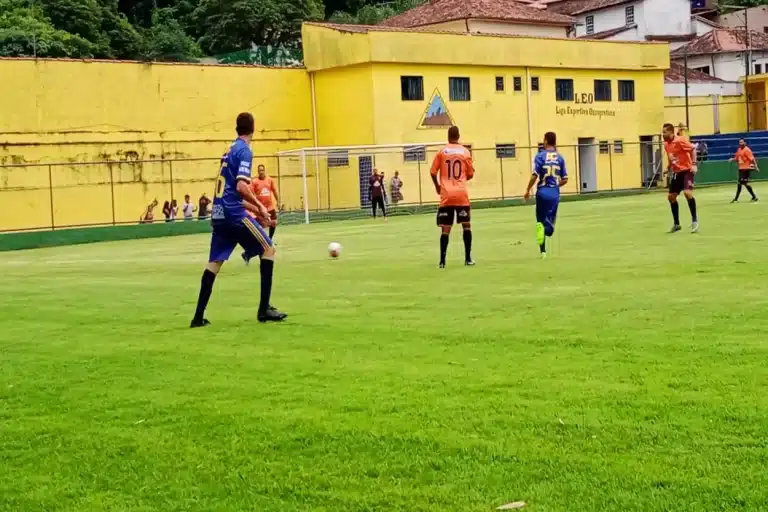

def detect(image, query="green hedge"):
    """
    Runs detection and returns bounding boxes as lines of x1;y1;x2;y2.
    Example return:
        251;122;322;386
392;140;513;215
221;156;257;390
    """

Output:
0;189;647;252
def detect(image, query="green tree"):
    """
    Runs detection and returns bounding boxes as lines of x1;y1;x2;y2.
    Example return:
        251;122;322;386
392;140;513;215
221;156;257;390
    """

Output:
191;0;324;54
143;7;201;61
0;0;95;57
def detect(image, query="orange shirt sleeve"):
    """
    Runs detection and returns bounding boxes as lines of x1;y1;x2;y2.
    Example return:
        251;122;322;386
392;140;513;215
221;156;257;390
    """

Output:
430;152;443;176
680;139;695;153
746;148;755;162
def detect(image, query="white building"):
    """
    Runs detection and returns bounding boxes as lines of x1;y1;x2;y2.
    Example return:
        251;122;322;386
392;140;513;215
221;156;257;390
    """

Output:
546;0;695;43
670;28;768;82
717;5;768;34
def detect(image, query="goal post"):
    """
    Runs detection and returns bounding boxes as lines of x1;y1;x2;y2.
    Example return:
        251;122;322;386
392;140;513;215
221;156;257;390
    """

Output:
275;142;448;224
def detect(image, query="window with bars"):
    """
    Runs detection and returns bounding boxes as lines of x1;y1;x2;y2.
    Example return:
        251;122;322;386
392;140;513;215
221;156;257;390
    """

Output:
613;140;624;154
495;76;505;92
594;79;611;101
403;145;426;162
449;77;471;101
555;79;574;101
531;76;540;91
495;144;517;159
513;76;522;91
400;76;424;101
625;6;634;25
586;15;594;34
599;141;610;154
618;80;635;101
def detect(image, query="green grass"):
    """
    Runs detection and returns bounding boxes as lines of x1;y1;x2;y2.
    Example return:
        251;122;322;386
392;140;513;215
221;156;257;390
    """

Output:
2;186;768;511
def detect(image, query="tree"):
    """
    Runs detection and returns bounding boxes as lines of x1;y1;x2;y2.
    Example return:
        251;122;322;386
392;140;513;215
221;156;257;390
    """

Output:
0;0;95;57
190;0;324;54
143;7;202;61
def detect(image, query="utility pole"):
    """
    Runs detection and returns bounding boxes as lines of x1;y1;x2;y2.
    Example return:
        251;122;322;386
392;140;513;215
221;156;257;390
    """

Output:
744;6;751;132
684;46;690;132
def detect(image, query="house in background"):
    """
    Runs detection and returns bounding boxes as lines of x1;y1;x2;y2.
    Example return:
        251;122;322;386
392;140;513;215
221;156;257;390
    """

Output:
378;0;576;38
717;5;768;34
547;0;695;44
670;29;768;81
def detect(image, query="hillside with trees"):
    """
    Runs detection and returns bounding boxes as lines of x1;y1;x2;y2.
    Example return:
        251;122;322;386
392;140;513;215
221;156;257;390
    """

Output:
0;0;424;62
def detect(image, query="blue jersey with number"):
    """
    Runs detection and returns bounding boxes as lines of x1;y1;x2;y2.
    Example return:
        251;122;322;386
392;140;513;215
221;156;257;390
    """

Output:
533;149;567;190
211;138;252;223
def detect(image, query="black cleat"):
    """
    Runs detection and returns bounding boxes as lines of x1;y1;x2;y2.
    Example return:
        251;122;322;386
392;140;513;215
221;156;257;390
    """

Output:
258;307;287;323
465;260;475;266
190;318;211;328
668;224;682;233
752;197;759;202
439;262;446;269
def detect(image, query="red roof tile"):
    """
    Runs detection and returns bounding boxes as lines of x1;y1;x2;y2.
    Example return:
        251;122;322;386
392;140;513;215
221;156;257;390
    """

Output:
577;23;636;40
671;28;768;57
664;62;726;83
379;0;576;28
547;0;632;15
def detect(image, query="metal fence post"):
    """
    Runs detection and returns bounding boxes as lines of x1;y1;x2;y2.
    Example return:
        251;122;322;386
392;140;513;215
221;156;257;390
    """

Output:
48;164;55;230
499;156;505;199
609;145;614;191
327;162;331;211
108;162;116;226
417;161;423;205
275;156;282;210
169;160;175;204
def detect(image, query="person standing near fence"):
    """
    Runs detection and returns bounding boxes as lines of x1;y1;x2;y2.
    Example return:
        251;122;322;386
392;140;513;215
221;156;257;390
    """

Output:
391;171;403;205
730;139;759;203
183;194;197;220
370;168;387;219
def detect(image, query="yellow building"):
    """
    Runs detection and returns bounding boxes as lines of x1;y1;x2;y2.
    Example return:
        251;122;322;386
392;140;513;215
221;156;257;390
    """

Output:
304;22;668;206
0;25;669;231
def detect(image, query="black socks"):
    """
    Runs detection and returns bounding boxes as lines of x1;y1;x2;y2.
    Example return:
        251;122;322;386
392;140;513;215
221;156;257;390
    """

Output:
439;233;449;265
463;230;472;262
269;226;276;239
193;269;217;322
735;183;743;201
687;197;697;222
259;259;274;314
670;201;680;225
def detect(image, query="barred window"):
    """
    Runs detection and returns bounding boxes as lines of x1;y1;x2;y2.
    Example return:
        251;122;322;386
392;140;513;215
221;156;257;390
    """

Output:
618;80;635;101
449;77;471;101
599;141;610;154
400;76;424;101
613;140;624;154
594;80;611;101
495;76;505;92
328;150;349;168
555;79;574;101
403;145;426;162
496;144;516;159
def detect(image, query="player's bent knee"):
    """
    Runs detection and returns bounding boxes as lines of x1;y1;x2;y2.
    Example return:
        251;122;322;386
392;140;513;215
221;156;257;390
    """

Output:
441;225;452;234
667;193;677;202
206;261;224;274
683;190;694;200
263;246;276;259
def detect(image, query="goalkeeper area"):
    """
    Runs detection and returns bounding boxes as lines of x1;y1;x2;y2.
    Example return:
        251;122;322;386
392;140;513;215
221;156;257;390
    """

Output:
3;187;768;511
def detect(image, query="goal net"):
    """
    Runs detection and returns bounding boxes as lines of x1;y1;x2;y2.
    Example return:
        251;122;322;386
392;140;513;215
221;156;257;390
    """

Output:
273;143;452;224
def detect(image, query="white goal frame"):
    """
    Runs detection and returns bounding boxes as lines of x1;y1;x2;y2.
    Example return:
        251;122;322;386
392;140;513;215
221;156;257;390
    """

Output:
277;142;446;224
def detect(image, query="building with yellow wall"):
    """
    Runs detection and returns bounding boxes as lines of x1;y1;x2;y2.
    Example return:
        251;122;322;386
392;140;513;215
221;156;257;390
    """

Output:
0;25;669;231
304;22;668;206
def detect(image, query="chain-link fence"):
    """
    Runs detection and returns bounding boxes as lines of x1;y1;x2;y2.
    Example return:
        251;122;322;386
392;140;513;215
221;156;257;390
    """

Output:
0;141;667;232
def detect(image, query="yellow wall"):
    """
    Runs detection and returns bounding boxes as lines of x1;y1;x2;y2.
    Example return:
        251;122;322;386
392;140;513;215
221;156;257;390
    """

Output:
663;95;747;136
0;59;312;230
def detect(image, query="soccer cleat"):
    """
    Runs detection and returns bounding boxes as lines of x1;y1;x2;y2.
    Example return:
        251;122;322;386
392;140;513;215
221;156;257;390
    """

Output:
241;252;250;266
190;318;211;328
536;222;545;247
439;262;446;269
668;224;682;233
258;307;287;323
731;199;738;203
691;222;699;233
465;260;475;266
541;252;548;259
751;197;759;202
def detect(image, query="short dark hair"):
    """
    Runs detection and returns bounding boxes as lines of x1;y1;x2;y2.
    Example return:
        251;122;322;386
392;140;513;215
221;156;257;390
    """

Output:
544;131;557;147
448;125;460;143
663;123;675;131
257;164;265;171
236;112;255;136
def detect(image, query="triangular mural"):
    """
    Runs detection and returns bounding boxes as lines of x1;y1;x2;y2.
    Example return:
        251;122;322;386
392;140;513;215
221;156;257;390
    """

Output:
418;89;455;129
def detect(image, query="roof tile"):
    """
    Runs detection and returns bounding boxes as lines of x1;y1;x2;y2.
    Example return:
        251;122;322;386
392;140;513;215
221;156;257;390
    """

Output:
664;62;726;83
379;0;576;28
671;28;768;58
547;0;632;15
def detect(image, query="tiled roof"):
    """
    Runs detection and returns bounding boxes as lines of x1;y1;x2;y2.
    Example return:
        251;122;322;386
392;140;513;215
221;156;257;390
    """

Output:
577;23;636;39
379;0;576;28
547;0;632;15
664;62;726;83
671;28;768;58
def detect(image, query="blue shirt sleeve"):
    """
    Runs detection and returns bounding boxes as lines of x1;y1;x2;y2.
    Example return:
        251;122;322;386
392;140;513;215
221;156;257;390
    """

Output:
235;146;253;182
558;154;568;178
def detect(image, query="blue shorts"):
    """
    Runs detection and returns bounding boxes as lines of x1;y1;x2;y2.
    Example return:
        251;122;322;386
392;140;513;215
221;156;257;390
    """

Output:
535;188;560;225
209;217;272;263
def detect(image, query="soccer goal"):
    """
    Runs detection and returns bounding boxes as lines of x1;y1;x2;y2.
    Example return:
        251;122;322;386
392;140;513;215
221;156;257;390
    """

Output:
274;142;448;224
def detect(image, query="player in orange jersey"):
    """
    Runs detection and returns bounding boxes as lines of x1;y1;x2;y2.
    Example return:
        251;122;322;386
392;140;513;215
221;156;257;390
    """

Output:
430;125;475;268
663;122;699;233
730;139;759;203
250;164;280;238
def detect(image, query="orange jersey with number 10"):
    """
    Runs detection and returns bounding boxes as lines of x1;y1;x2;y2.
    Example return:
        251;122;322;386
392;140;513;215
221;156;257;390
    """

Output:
430;144;474;207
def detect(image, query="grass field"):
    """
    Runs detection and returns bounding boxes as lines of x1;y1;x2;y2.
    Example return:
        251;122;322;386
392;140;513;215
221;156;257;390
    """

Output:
3;186;768;511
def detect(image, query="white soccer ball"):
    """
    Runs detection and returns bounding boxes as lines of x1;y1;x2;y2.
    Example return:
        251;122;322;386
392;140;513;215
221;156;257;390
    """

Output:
328;242;342;258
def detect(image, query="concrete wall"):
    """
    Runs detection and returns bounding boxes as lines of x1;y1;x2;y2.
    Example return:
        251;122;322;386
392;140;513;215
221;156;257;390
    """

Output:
718;6;768;33
663;95;747;135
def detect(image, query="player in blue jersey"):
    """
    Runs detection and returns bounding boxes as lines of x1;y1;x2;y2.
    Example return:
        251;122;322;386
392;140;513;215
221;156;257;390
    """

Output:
524;131;568;258
190;113;287;327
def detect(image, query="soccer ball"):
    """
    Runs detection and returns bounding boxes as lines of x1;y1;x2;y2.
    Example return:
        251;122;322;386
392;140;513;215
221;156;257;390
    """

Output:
328;242;342;258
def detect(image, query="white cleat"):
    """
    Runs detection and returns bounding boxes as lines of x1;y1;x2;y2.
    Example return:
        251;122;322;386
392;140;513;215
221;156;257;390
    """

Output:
691;221;699;234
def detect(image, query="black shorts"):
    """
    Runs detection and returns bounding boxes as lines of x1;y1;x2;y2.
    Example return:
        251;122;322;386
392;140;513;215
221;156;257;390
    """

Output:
436;205;471;226
739;170;752;184
669;171;695;195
